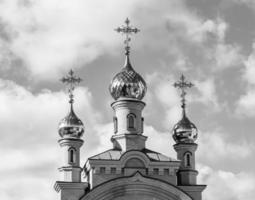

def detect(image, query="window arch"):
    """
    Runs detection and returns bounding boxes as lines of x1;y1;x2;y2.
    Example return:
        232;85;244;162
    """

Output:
68;147;76;164
127;113;136;129
184;152;192;167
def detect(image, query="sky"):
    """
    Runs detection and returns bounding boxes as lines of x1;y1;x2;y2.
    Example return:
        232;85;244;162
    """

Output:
0;0;254;199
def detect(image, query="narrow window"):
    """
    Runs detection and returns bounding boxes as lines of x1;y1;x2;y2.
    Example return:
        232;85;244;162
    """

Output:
164;168;169;175
127;114;136;129
113;117;118;133
184;152;192;167
68;148;76;164
186;154;191;167
99;167;106;174
110;167;116;174
153;168;159;175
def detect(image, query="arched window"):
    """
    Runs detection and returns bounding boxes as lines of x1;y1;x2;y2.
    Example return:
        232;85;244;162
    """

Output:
184;152;192;167
68;148;76;164
127;114;136;129
113;117;118;133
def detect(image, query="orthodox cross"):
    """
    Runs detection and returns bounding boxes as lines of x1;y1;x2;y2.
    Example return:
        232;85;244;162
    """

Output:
115;18;140;55
61;69;82;104
173;74;194;114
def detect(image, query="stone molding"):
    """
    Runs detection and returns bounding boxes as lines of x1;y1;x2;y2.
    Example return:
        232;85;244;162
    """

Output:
81;172;192;200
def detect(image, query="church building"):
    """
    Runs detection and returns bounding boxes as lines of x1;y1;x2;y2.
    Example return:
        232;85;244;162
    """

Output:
54;19;206;200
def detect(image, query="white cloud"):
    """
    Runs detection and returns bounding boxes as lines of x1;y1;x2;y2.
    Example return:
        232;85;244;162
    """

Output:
197;130;253;163
243;43;255;85
0;0;239;81
0;79;108;200
236;89;255;116
192;78;220;111
145;125;176;157
236;43;255;116
145;72;180;129
0;79;102;147
213;43;243;70
198;165;255;200
0;175;58;200
0;0;153;80
146;73;221;129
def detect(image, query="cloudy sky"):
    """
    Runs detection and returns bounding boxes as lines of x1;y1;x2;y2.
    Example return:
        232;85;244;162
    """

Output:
0;0;255;199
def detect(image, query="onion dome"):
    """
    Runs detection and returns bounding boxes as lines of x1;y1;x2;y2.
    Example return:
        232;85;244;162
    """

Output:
110;18;146;100
173;112;198;143
58;69;84;138
58;104;84;138
109;54;147;100
172;74;197;143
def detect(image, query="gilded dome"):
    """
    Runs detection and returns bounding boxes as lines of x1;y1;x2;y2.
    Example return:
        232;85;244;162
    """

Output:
172;114;198;143
109;55;147;100
58;105;84;138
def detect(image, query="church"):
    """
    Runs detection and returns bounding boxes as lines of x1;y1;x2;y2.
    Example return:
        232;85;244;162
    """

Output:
54;19;206;200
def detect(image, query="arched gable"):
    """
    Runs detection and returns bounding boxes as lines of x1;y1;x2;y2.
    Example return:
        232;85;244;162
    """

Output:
120;150;150;168
81;172;192;200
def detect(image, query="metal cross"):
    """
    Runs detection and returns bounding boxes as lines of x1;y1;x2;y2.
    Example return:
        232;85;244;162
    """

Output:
115;18;140;54
173;74;194;109
61;69;82;104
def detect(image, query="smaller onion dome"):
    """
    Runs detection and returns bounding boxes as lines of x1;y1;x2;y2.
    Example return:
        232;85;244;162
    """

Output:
173;113;198;143
109;55;147;100
172;74;197;144
58;105;84;138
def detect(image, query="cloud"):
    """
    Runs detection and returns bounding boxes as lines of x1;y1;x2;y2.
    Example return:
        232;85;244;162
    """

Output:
145;72;221;130
236;89;255;116
0;78;108;200
0;0;241;81
0;0;153;80
197;130;253;164
243;43;255;85
192;78;220;111
165;6;228;44
0;78;103;147
213;43;243;70
0;175;58;200
145;124;176;157
198;165;255;200
236;43;255;116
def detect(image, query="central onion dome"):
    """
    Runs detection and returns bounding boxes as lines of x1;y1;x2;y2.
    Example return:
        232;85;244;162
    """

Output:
173;112;198;143
109;54;147;100
58;105;84;138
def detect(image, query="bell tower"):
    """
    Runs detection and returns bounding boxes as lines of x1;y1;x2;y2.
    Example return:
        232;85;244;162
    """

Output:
54;70;88;200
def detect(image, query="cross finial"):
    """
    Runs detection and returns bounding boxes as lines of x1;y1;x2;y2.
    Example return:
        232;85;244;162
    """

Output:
61;69;82;105
173;74;194;116
115;18;140;55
